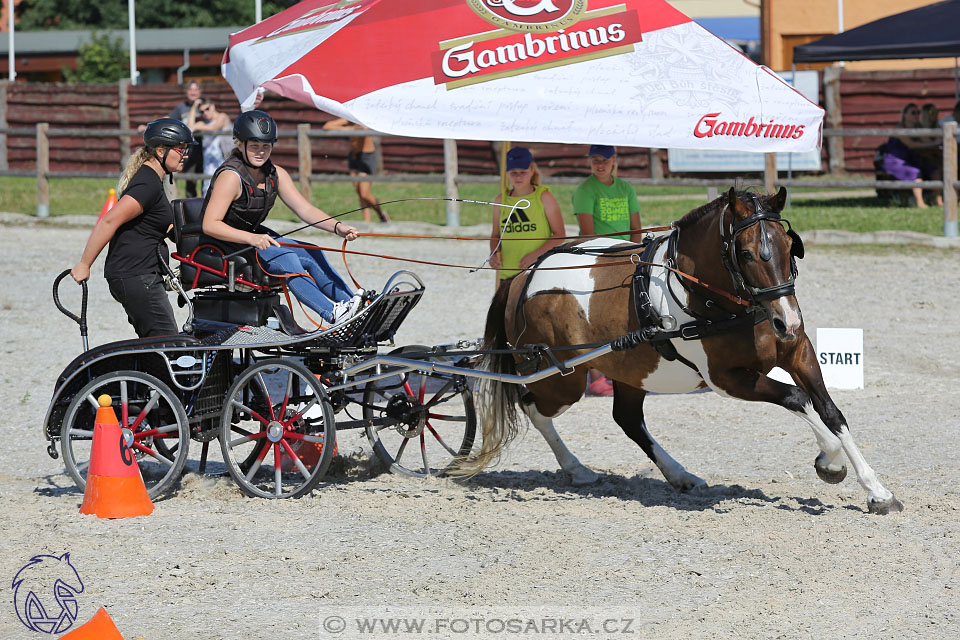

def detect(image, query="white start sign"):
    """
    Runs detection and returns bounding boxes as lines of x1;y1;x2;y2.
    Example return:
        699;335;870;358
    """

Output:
816;328;864;390
766;328;864;390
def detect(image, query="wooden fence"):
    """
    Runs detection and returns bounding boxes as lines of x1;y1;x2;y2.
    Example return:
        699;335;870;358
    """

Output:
10;122;960;235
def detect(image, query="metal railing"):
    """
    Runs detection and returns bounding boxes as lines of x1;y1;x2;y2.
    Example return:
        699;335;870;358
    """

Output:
3;123;958;236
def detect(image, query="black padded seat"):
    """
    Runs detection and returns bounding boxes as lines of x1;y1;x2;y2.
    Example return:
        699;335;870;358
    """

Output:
172;197;283;290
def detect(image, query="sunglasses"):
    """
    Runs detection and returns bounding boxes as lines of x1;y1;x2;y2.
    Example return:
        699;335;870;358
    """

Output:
171;144;192;156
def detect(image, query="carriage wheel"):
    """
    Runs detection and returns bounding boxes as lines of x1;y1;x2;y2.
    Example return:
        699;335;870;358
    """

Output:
363;346;476;477
219;358;335;499
61;371;190;499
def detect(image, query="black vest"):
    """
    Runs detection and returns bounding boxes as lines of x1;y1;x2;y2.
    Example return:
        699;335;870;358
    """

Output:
204;150;279;233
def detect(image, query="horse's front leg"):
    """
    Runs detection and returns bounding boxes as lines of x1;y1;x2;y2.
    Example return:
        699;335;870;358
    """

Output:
711;347;902;514
784;338;902;514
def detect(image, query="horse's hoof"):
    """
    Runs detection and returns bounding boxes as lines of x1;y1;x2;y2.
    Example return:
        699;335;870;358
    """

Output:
677;477;708;493
568;467;599;486
868;495;904;515
814;453;847;484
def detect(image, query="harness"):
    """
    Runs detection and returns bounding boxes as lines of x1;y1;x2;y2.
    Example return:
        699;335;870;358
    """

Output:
203;151;279;233
509;194;805;374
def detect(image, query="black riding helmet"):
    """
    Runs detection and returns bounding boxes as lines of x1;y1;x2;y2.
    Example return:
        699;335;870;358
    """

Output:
143;118;194;178
233;110;278;167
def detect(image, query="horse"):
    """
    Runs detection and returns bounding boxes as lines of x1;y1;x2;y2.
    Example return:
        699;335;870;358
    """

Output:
468;187;902;515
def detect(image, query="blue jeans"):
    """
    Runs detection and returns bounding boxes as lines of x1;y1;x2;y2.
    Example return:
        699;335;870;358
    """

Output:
257;242;353;321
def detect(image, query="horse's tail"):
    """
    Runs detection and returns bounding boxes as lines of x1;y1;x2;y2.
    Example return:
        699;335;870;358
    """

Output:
455;278;525;477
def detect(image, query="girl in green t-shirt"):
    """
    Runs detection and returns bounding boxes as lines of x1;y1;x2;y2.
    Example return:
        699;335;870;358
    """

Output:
573;144;642;242
489;146;566;281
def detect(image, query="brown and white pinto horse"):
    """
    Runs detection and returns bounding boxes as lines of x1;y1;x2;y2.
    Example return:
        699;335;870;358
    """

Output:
470;187;902;515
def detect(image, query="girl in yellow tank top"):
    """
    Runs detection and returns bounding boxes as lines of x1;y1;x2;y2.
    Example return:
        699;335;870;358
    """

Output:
489;147;566;281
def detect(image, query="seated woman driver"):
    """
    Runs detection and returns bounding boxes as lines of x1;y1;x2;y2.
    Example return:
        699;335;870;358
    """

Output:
201;110;362;325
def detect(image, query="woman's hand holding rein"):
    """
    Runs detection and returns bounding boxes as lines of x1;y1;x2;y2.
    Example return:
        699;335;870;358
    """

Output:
249;233;279;250
332;219;359;241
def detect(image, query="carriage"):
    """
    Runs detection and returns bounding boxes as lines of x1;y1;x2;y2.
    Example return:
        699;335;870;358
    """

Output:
43;189;902;514
43;197;479;499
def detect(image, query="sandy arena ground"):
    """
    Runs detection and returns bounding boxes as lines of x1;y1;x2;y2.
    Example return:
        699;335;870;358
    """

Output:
0;217;957;639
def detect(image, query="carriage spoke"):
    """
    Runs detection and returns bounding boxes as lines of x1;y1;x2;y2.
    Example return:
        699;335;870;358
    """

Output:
278;370;294;421
230;399;270;425
280;439;312;480
244;443;270;482
129;390;161;431
133;443;174;467
286;397;319;424
425;424;459;456
420;433;431;476
426;413;467;422
273;444;283;496
229;432;264;448
393;437;409;463
84;393;100;410
120;379;128;428
134;422;180;440
255;372;276;421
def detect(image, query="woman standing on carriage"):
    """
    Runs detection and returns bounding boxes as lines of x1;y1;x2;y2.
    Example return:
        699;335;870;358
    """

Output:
201;110;363;325
488;146;565;281
70;118;194;338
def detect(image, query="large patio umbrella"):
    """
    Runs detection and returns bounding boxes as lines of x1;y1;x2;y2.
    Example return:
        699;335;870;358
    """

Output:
223;0;823;153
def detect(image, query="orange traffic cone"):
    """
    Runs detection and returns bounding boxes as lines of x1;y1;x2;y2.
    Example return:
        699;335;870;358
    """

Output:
59;606;124;640
280;436;337;472
97;188;117;222
79;394;154;519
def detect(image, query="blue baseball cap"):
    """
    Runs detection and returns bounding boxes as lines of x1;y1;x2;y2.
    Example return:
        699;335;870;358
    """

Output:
505;146;534;171
587;144;616;158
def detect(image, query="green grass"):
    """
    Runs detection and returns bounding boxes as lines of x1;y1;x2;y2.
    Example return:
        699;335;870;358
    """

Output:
0;176;948;235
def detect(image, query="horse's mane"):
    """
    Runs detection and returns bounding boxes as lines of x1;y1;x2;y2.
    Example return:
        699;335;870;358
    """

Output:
674;189;764;230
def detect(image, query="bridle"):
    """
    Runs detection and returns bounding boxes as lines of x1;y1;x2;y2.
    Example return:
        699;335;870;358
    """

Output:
718;193;804;305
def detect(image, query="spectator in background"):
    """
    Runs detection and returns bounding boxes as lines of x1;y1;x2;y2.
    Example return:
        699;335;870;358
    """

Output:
881;102;940;208
573;145;642;243
488;146;565;282
938;100;960;126
186;99;232;195
573;144;642;396
168;81;204;197
321;118;390;223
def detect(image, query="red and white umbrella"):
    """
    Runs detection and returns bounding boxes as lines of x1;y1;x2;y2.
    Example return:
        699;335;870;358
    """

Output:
223;0;822;152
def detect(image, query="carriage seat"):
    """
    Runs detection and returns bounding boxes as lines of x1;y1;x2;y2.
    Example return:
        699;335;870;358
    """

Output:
171;197;285;327
171;197;284;291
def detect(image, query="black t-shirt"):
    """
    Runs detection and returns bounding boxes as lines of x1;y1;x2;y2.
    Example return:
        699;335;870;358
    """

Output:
104;165;172;280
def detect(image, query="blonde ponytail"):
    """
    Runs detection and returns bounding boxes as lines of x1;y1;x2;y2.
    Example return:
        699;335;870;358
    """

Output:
117;147;160;194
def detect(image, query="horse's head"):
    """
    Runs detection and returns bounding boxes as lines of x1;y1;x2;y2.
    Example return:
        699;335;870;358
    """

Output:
721;186;804;341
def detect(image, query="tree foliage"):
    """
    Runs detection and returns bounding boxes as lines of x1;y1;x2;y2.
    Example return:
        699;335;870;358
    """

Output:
62;32;129;83
17;0;296;30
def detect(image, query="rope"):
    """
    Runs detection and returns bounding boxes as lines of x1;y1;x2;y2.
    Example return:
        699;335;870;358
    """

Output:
276;240;749;307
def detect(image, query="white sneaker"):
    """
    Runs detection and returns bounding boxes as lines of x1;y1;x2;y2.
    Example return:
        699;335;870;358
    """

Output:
331;294;363;324
331;299;353;324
